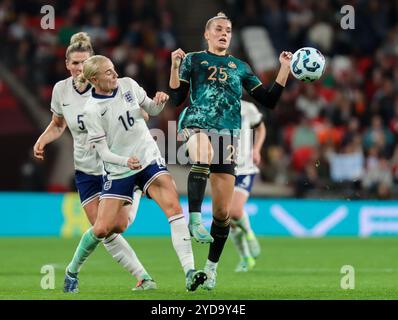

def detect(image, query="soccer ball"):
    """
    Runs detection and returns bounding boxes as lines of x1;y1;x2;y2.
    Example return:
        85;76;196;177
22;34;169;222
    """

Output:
290;47;326;83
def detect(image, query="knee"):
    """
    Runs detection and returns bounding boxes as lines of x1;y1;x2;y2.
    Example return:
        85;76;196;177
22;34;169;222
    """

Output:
113;217;128;234
213;207;229;221
229;207;241;218
93;224;110;239
164;200;182;217
112;225;126;234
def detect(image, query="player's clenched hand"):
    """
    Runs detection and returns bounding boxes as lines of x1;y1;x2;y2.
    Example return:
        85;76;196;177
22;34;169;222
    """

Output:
33;140;45;160
171;48;186;69
127;157;142;170
279;51;293;69
153;92;169;105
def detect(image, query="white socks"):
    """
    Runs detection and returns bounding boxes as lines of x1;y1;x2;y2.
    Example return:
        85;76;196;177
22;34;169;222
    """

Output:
205;259;218;272
236;211;254;236
230;226;251;258
127;189;142;226
169;213;195;274
103;233;148;280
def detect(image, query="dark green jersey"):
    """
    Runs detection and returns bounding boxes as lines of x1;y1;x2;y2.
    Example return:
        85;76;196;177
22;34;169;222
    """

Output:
178;50;262;135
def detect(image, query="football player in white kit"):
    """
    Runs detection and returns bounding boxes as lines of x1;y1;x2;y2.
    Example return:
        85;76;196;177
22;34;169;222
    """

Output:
33;33;156;292
63;55;207;293
230;100;266;272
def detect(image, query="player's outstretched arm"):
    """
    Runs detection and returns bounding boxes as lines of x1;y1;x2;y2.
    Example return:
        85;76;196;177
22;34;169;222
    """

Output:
33;114;67;160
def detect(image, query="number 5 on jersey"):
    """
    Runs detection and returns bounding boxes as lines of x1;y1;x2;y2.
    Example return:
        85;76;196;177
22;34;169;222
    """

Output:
77;114;85;130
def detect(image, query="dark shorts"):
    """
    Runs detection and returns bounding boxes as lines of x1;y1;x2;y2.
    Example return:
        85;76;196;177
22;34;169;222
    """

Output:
182;128;238;176
234;174;256;195
100;161;169;204
74;170;103;207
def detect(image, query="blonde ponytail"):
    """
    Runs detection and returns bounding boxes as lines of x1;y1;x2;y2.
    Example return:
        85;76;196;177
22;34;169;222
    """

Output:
66;32;94;60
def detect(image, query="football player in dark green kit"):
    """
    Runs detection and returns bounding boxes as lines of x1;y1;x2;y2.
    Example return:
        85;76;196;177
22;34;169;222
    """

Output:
169;12;292;290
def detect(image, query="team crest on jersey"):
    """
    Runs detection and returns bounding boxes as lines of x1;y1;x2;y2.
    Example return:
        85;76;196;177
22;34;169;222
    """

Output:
103;180;112;191
201;60;209;65
123;91;134;103
228;61;237;69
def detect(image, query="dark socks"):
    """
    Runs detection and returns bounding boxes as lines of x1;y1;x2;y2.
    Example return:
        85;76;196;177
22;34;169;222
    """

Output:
188;163;209;214
208;216;231;263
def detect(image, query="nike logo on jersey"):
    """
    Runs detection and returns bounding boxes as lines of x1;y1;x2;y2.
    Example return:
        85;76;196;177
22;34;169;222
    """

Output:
201;60;209;65
101;109;107;116
62;103;70;106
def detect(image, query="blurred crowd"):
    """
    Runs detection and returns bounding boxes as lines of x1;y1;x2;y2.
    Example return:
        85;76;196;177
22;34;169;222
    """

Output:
1;0;398;199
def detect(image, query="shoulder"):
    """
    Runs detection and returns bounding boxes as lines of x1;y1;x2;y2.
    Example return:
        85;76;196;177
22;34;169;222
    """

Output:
119;77;143;91
229;56;253;69
186;51;205;57
118;77;135;88
185;51;206;61
53;77;71;94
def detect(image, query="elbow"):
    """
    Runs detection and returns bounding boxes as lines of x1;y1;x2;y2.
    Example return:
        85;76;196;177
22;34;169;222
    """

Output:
147;104;164;116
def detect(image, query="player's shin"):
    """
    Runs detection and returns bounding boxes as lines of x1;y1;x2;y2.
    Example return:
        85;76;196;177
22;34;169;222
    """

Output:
188;163;209;224
103;233;150;280
230;224;251;258
235;211;254;236
207;216;231;266
168;213;195;274
67;227;103;274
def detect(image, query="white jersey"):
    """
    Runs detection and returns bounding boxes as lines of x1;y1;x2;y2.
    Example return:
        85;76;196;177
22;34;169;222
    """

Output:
235;100;263;176
50;77;103;175
83;77;162;179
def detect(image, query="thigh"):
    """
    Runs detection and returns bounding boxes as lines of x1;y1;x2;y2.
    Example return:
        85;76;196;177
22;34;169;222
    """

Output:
186;131;214;164
83;197;99;225
210;173;236;220
117;203;132;228
95;198;124;236
146;174;182;218
209;133;238;175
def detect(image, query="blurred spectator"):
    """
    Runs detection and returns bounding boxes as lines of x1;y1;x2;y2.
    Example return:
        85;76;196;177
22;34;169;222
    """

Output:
362;153;393;199
363;115;394;156
327;134;364;184
296;85;326;120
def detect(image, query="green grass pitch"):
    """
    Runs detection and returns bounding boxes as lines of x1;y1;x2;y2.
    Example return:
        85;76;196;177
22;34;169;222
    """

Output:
0;237;397;300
